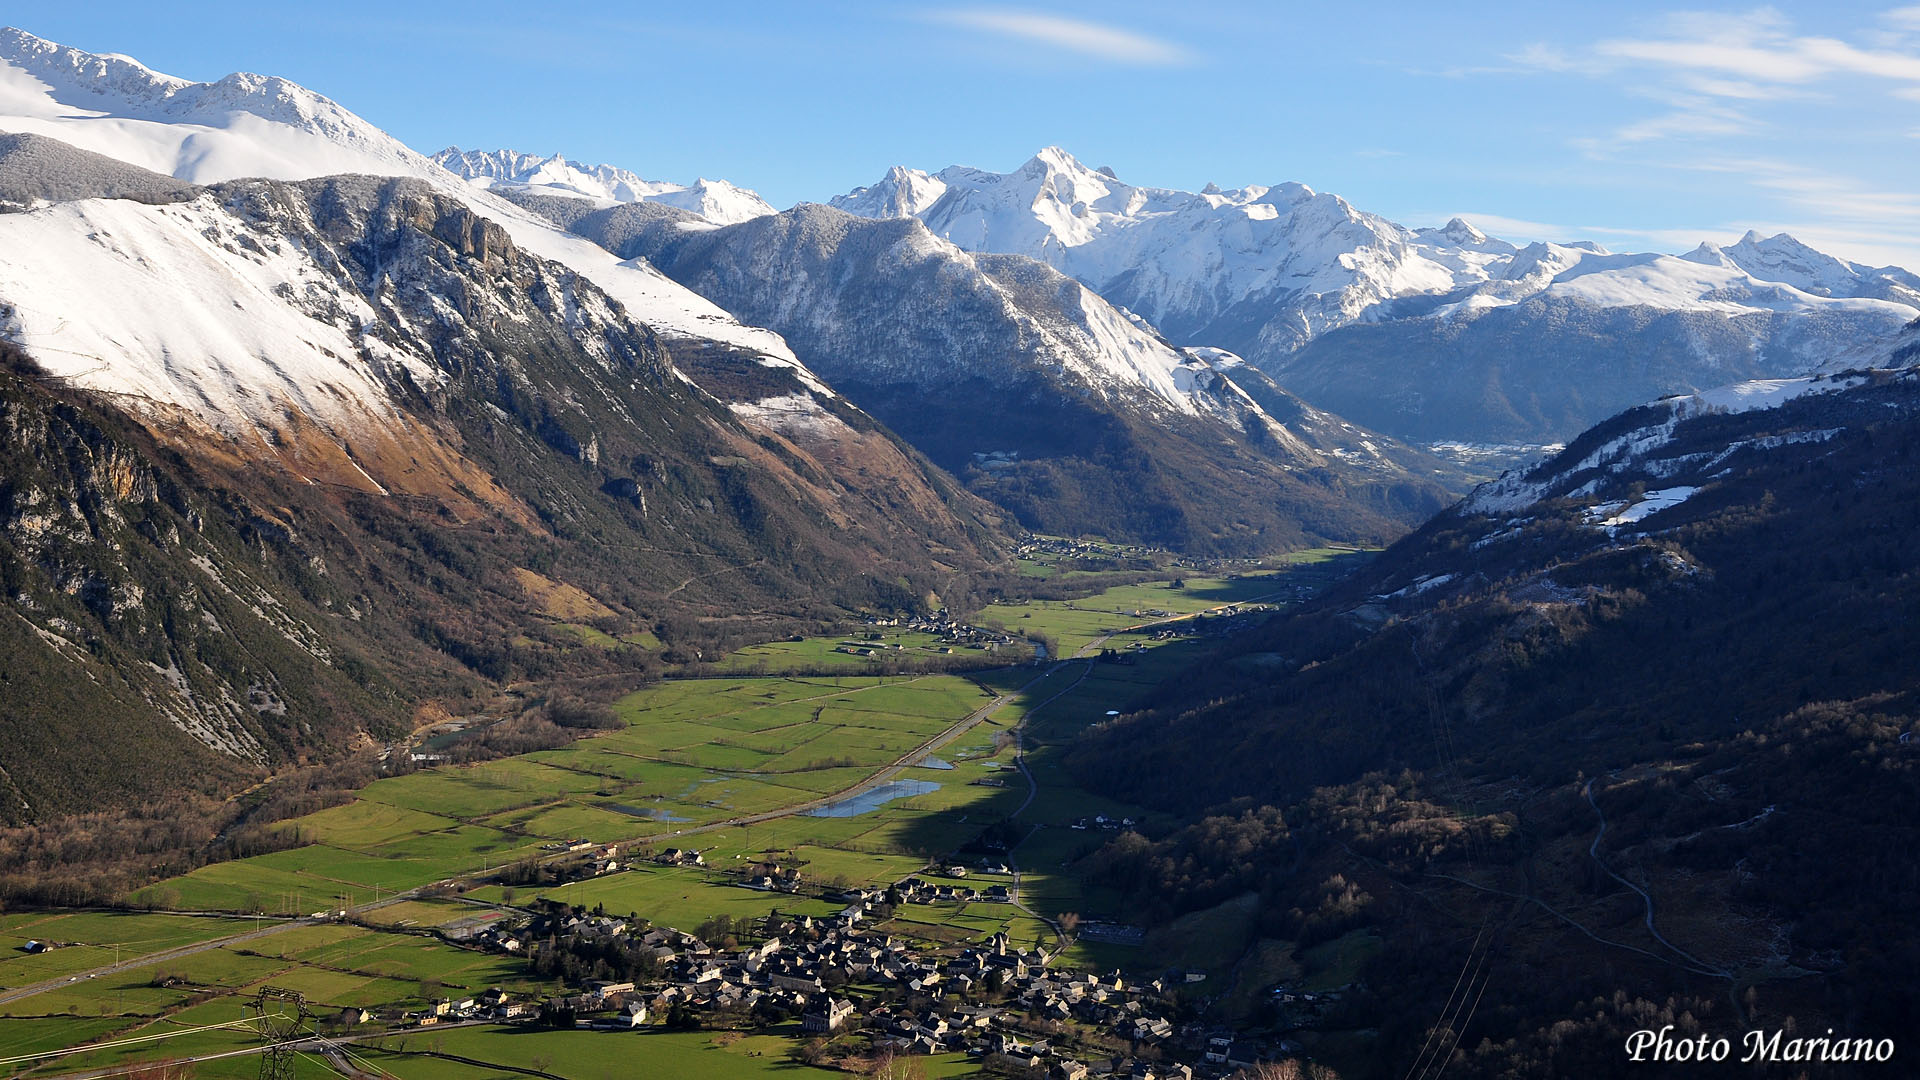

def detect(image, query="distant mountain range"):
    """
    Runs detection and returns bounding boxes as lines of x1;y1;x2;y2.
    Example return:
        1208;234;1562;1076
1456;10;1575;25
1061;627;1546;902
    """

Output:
830;147;1920;444
433;147;775;225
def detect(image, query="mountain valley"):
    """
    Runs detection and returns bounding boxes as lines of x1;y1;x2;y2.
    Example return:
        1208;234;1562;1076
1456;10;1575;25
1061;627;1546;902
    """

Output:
0;22;1916;1080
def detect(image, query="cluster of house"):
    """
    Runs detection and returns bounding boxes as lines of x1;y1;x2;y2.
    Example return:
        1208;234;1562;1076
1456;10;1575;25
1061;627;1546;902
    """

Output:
835;641;908;657
453;899;1314;1077
529;840;625;877
739;865;804;892
379;986;533;1027
858;612;1019;651
1071;814;1138;832
1014;536;1150;560
885;876;1013;905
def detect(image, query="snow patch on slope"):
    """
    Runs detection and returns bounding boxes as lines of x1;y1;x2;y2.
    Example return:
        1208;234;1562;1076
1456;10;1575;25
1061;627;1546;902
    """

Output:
0;194;406;434
0;28;807;376
1464;372;1871;514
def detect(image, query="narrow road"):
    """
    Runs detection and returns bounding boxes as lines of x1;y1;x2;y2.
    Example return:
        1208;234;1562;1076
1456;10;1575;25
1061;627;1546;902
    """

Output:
1001;659;1097;960
31;1020;497;1080
1583;778;1731;978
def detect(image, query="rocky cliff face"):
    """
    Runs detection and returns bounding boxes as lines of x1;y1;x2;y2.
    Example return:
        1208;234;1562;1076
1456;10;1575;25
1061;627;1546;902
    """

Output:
0;171;1006;823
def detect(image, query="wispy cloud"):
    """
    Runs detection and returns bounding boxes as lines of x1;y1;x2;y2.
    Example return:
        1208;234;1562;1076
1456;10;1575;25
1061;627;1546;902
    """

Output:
1610;97;1758;144
1517;6;1920;101
1678;156;1920;225
922;9;1197;66
1643;155;1920;265
1503;8;1920;158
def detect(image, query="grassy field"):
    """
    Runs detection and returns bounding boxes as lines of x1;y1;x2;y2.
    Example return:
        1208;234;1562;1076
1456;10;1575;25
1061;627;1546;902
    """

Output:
5;556;1394;1078
140;675;998;914
359;1027;983;1080
0;912;256;989
975;570;1297;657
710;629;968;673
1;919;564;1079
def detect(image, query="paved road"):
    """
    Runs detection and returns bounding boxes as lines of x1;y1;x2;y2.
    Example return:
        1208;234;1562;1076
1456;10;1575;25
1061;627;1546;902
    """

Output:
32;1020;497;1080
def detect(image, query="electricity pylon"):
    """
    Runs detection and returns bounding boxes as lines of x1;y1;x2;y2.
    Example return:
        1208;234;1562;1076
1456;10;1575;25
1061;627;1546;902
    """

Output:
252;986;310;1080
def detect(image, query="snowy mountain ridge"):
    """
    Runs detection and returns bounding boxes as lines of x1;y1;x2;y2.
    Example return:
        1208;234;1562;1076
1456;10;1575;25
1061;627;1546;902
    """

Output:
433;146;775;225
1462;370;1888;515
0;26;803;389
830;147;1920;366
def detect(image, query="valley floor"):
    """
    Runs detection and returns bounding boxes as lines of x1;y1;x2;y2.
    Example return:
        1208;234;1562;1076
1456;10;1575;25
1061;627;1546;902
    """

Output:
2;556;1364;1080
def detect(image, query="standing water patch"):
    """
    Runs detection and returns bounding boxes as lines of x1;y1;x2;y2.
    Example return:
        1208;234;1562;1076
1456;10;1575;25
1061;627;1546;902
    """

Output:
807;780;941;817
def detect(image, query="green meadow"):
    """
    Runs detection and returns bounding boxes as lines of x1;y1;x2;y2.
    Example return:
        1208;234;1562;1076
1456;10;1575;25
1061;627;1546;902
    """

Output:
31;566;1353;1077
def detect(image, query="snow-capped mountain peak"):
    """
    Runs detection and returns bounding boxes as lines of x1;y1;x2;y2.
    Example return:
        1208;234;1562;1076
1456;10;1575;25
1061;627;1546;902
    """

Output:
1679;230;1920;304
0;26;421;181
431;146;774;225
1439;216;1487;245
832;148;1920;386
0;29;819;445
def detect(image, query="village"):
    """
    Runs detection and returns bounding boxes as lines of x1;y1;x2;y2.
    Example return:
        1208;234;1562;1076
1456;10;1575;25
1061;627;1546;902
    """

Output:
439;887;1305;1068
837;612;1025;659
406;844;1319;1080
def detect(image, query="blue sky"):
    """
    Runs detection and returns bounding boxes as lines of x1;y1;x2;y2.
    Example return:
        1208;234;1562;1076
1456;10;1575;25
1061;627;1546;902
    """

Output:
17;2;1920;266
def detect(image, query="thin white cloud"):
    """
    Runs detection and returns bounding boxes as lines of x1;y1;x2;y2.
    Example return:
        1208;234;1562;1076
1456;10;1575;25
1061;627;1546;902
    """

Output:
1495;43;1609;75
923;9;1197;66
1439;212;1593;244
1675;73;1816;100
1542;6;1920;95
1680;156;1920;225
1509;8;1920;161
1612;100;1756;143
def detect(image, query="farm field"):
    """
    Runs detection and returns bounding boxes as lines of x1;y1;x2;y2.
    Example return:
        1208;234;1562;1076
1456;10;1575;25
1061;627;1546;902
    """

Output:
23;565;1366;1078
0;911;256;988
975;569;1300;656
358;1027;980;1080
1;919;559;1079
137;675;999;915
709;628;1008;673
